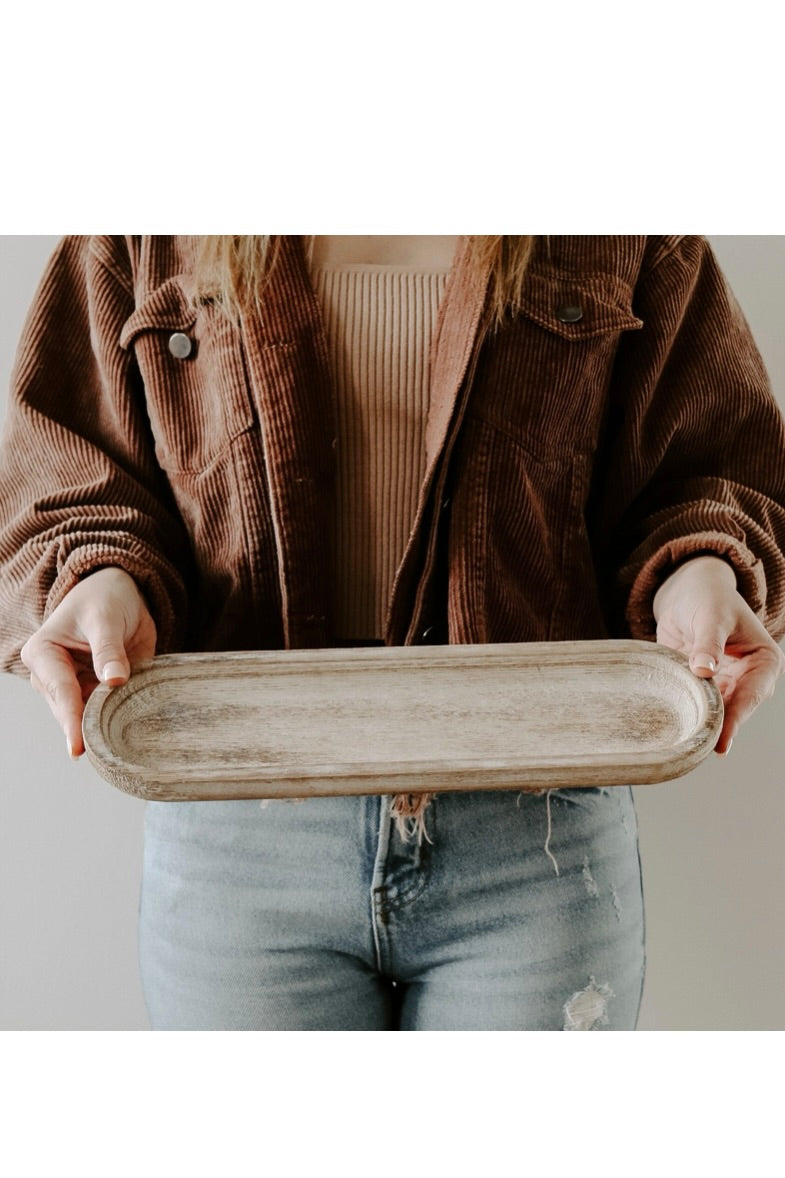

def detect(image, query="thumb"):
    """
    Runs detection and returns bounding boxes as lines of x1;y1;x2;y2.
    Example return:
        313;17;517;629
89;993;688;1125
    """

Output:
81;619;132;686
74;569;154;686
687;620;727;678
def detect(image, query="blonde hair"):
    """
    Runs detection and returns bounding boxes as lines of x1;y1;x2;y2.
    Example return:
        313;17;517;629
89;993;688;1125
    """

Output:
194;236;534;330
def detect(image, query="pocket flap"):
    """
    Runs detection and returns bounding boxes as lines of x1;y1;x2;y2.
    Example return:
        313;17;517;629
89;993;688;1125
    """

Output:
517;269;643;340
120;277;199;349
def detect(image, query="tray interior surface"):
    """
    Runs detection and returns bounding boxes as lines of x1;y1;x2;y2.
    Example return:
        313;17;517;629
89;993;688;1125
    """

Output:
87;643;718;788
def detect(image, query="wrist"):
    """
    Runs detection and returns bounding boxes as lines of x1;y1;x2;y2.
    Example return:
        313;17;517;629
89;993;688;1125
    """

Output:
653;555;737;621
79;566;140;589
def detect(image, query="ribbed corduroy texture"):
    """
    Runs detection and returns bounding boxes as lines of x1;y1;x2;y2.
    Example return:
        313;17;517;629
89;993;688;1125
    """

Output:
2;235;785;684
310;264;449;639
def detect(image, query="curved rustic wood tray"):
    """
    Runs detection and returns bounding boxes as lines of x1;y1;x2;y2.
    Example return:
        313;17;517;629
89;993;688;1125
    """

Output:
82;640;723;801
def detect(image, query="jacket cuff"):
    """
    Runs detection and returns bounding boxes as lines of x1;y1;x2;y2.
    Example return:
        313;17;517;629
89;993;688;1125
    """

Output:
624;531;767;641
44;541;187;654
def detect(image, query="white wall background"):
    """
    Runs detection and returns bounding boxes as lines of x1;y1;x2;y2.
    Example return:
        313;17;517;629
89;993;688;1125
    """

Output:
1;236;783;1031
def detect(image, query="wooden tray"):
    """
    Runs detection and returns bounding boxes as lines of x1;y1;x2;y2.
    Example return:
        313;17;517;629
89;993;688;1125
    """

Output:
80;640;721;805
82;640;723;801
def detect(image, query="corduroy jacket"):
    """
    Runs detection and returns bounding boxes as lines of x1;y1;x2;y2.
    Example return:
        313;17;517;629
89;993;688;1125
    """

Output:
2;234;785;673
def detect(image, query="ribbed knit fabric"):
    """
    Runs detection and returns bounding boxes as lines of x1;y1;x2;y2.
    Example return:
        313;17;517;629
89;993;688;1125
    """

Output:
310;264;449;640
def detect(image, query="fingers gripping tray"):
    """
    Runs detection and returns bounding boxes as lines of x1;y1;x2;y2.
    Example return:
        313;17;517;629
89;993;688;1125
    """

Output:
82;640;723;801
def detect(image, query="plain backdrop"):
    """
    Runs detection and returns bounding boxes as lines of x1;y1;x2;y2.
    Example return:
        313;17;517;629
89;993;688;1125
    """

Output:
1;235;783;1031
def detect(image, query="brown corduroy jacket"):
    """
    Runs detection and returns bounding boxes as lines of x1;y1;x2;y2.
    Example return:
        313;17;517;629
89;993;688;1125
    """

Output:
2;234;785;674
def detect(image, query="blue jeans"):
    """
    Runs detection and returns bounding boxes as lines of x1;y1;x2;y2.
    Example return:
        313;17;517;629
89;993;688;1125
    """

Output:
138;787;645;1030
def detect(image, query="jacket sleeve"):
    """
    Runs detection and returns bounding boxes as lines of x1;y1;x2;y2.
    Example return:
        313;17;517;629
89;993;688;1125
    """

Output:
0;235;193;674
591;235;785;642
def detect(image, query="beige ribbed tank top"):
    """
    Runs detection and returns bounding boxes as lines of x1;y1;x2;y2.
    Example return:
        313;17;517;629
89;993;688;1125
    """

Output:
310;264;450;640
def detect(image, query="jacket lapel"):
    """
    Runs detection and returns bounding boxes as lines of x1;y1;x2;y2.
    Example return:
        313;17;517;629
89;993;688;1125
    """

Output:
238;237;336;648
423;236;492;475
386;237;492;641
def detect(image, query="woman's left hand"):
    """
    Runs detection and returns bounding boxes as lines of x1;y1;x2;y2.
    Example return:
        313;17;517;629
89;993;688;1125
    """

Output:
652;555;785;754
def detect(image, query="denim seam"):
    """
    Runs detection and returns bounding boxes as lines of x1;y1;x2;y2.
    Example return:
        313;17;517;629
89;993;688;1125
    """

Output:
369;797;393;974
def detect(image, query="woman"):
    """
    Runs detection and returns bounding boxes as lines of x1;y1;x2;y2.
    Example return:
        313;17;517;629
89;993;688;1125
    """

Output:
1;235;784;1030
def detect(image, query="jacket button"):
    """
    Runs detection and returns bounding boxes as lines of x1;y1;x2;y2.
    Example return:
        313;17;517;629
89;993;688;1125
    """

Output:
168;332;193;359
556;304;583;324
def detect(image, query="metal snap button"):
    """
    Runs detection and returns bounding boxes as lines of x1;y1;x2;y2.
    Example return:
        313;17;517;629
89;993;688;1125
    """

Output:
556;304;583;324
168;332;193;359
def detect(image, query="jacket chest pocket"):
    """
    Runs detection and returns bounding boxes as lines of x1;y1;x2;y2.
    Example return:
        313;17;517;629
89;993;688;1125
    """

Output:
120;278;256;473
467;268;643;456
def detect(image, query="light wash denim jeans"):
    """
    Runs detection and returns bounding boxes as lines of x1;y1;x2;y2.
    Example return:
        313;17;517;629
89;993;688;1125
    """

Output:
138;786;645;1030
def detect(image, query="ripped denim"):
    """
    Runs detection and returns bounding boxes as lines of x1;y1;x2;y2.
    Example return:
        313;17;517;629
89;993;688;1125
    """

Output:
138;786;645;1030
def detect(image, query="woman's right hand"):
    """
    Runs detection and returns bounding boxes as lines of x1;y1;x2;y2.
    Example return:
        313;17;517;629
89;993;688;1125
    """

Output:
20;567;157;758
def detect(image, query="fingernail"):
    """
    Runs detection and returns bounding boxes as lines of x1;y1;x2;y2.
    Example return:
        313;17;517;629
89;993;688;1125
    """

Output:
67;737;76;759
719;738;733;756
692;654;717;673
102;661;126;683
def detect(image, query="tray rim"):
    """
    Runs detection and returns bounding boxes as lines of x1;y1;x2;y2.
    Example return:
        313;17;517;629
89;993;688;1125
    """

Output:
82;639;724;800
